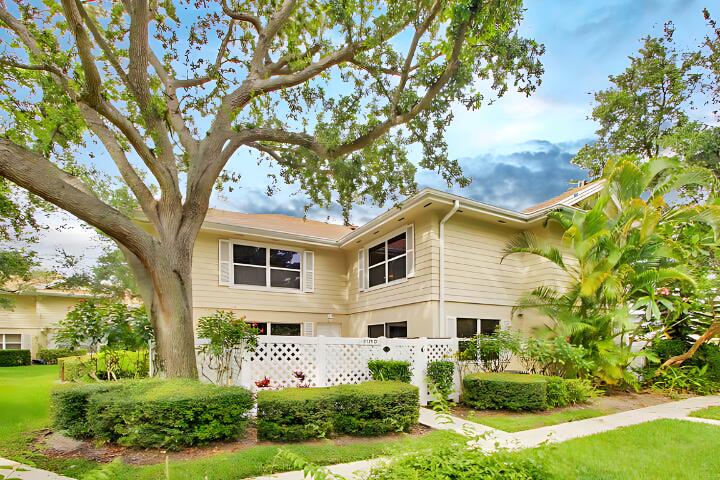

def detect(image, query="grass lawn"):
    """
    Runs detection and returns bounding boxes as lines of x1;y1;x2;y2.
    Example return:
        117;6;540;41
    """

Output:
467;407;616;432
689;406;720;420
0;365;463;479
524;419;720;479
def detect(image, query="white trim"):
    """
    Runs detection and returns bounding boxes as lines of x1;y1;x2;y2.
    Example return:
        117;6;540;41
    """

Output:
438;200;460;337
303;251;315;293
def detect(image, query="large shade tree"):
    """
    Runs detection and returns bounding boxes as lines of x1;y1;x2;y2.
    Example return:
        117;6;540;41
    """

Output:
0;0;544;376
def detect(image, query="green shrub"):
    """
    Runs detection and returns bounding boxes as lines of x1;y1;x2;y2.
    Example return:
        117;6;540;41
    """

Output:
51;382;122;437
651;365;719;395
367;447;549;480
38;348;87;365
565;378;598;404
257;381;419;441
463;373;547;411
697;343;720;382
53;379;253;449
256;387;336;441
545;376;571;408
368;360;412;383
648;338;689;363
333;381;419;436
427;360;454;400
0;349;31;366
59;350;149;381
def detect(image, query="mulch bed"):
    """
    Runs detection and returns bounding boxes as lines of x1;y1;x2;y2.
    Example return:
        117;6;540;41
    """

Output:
34;423;432;466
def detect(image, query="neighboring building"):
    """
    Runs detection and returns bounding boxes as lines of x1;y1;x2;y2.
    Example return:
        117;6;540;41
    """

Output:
185;181;605;340
0;289;93;358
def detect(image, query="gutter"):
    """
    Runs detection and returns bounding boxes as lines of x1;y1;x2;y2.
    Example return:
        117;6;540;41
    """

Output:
438;200;460;337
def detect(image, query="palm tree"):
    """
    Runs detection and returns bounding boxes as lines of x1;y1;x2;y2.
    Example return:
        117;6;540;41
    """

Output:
504;156;718;383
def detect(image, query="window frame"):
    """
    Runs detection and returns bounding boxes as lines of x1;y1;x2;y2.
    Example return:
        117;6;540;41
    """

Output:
366;321;408;338
0;333;22;350
229;240;304;293
247;322;304;336
363;226;410;291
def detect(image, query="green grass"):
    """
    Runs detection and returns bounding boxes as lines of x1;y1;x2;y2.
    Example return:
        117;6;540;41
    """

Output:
689;406;720;421
0;366;462;479
467;407;616;432
523;419;720;479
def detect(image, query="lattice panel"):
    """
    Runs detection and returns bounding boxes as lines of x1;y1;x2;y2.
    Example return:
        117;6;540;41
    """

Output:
247;341;320;388
325;343;376;385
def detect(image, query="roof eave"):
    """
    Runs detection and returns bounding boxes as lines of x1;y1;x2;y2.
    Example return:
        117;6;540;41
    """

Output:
201;221;342;247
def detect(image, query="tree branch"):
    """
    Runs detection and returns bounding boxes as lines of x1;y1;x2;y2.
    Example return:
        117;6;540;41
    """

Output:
220;0;261;33
0;139;155;261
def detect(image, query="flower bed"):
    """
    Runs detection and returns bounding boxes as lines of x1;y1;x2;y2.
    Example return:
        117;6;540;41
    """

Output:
257;380;419;441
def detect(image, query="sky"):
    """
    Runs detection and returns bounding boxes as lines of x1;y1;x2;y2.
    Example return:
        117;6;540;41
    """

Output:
26;0;714;268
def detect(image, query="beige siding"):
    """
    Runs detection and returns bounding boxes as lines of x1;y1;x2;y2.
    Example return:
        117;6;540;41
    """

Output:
346;301;437;338
346;213;439;314
192;231;348;319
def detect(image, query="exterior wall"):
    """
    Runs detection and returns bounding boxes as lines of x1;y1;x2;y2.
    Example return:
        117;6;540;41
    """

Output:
345;301;437;338
0;294;84;357
192;230;349;330
346;213;440;313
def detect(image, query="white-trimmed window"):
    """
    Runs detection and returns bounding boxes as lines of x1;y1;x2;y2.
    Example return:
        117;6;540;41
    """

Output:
360;225;415;291
219;240;314;292
0;333;22;350
232;244;301;289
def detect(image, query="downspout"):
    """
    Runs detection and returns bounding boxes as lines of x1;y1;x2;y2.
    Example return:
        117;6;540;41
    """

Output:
438;200;460;337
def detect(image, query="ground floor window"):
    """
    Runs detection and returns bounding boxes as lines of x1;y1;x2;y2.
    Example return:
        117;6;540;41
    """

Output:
457;318;501;353
0;333;21;350
247;322;301;336
367;321;408;338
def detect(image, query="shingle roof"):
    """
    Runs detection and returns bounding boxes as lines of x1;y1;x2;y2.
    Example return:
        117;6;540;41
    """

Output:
522;180;604;214
204;208;355;241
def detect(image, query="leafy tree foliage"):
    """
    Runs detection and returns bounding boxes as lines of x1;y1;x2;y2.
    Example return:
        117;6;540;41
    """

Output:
573;27;702;177
505;157;719;384
196;310;258;385
0;0;543;377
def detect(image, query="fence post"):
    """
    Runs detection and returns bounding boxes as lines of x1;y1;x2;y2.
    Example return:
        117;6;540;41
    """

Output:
239;347;252;389
316;336;327;387
413;337;429;406
451;337;461;403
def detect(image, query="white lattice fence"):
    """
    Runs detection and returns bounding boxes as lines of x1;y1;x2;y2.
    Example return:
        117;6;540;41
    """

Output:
151;336;460;405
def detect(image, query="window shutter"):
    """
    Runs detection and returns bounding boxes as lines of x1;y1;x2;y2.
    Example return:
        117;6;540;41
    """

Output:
303;251;315;292
500;318;512;331
446;316;457;338
303;321;315;337
406;224;415;277
21;334;32;351
358;249;366;291
218;240;231;285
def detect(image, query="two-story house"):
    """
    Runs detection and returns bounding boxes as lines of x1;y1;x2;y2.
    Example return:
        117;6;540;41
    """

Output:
188;181;605;341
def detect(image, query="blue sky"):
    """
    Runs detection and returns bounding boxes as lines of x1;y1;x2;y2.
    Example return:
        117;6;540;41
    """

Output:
34;0;713;265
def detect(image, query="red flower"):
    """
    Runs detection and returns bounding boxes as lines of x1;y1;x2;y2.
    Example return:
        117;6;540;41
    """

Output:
255;376;271;388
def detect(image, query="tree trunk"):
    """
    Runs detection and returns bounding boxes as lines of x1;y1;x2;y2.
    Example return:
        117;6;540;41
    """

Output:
660;321;720;369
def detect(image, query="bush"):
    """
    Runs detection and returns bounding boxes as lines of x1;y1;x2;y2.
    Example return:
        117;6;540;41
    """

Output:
518;337;592;377
697;343;720;382
545;376;571;408
367;447;549;480
0;349;31;366
257;381;418;441
52;379;254;449
463;373;547;411
648;338;688;363
51;382;122;437
60;350;149;381
427;360;454;400
368;360;412;383
38;348;87;365
651;365;719;395
565;378;598;404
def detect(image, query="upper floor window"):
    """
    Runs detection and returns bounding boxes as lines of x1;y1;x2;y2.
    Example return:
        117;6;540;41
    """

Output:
233;244;301;289
366;228;412;289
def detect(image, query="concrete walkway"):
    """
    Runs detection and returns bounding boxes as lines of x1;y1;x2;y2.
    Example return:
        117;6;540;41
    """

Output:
0;457;74;480
255;395;720;479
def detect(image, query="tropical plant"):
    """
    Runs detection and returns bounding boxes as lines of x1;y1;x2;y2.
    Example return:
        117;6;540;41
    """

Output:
504;157;719;384
517;337;592;378
196;310;259;385
457;329;520;372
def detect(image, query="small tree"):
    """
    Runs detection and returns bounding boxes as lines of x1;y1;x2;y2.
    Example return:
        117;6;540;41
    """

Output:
196;311;259;385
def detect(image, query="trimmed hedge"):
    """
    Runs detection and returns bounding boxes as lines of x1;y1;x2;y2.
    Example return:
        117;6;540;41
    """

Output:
257;381;419;441
38;348;87;365
463;373;595;411
0;349;31;367
463;373;548;411
368;360;412;383
52;379;253;449
59;350;149;381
